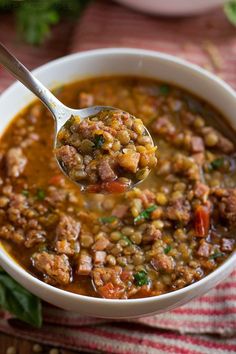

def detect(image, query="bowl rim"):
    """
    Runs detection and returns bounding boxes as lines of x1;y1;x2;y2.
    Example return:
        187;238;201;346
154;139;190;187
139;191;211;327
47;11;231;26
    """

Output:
0;47;236;305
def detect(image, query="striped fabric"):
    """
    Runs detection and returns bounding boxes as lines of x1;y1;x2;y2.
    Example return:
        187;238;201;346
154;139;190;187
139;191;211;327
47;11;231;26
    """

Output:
0;1;236;352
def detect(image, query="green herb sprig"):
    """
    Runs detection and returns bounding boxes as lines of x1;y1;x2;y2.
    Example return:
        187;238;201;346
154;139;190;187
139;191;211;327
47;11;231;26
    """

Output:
134;270;149;287
134;205;157;224
0;268;42;327
224;0;236;26
99;216;118;224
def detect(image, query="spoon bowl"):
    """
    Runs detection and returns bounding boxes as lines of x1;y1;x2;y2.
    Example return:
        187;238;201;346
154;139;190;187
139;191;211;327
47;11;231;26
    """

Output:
0;43;155;192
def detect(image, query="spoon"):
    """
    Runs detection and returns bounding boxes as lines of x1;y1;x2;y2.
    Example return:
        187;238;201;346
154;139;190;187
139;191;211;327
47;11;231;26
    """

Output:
0;43;155;192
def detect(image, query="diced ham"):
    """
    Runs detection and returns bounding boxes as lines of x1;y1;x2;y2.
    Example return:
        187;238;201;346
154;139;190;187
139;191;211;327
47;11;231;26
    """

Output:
112;204;128;218
194;182;209;202
197;241;211;257
6;147;27;178
98;158;117;181
32;252;71;285
140;189;155;207
220;189;236;225
221;238;234;252
118;151;140;173
55;145;81;170
151;116;176;136
94;251;106;265
166;199;191;224
151;253;175;273
92;235;110;251
77;250;93;275
190;136;205;153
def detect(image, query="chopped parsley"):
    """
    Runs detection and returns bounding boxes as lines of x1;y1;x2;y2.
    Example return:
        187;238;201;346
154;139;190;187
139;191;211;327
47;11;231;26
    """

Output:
36;188;46;201
22;190;29;197
134;205;157;224
210;157;225;170
209;251;224;260
122;235;132;245
99;216;118;224
93;134;105;149
164;245;172;254
134;270;149;287
159;84;170;95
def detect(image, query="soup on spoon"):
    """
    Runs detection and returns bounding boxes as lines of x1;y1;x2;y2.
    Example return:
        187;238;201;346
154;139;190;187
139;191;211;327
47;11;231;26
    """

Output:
55;109;157;193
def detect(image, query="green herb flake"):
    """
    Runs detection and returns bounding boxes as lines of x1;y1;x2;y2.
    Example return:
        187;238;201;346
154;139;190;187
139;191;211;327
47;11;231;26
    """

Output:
22;190;29;197
209;251;224;260
134;205;157;223
122;235;132;245
0;270;42;327
36;189;46;201
99;216;118;224
134;270;149;287
224;0;236;26
210;157;225;170
93;134;105;149
164;245;172;254
159;84;170;95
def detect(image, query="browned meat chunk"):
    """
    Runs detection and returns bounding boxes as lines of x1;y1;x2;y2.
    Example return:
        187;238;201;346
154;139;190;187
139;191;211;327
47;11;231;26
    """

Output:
151;253;175;273
190;136;205;153
56;145;81;170
94;251;106;265
92;266;125;299
151;116;175;136
0;225;24;244
7;194;28;226
77;250;92;275
221;238;234;252
78;92;94;107
112;204;128;218
220;189;236;225
98;159;117;181
92;235;110;251
166;199;191;224
194;182;209;201
56;240;80;255
25;229;46;248
6;147;27;178
142;224;162;244
56;215;81;241
197;241;211;257
32;252;71;285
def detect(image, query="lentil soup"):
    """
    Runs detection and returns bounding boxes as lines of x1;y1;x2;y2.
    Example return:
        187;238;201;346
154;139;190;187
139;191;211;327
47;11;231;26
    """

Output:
0;76;235;299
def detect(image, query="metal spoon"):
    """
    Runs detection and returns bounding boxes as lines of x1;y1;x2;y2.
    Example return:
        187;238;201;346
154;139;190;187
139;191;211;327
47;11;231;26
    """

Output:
0;43;155;192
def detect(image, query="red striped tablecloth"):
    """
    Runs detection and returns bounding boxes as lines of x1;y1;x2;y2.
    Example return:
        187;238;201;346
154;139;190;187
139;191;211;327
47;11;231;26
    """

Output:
0;1;236;353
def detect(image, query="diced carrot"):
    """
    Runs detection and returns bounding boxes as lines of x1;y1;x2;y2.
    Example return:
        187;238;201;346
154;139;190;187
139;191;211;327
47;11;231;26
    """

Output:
98;282;123;299
49;174;63;186
103;181;128;193
120;270;132;282
86;184;101;193
194;205;210;237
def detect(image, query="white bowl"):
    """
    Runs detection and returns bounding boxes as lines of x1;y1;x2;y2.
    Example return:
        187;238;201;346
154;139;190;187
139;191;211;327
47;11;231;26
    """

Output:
0;48;236;318
115;0;226;16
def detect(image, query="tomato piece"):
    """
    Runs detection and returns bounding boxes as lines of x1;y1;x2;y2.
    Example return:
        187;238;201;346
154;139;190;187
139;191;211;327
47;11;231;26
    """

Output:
98;282;123;299
103;181;128;194
86;184;101;193
49;174;63;186
194;205;210;237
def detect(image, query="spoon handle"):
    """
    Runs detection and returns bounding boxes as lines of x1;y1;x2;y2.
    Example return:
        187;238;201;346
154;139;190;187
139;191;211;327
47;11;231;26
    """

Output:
0;42;67;119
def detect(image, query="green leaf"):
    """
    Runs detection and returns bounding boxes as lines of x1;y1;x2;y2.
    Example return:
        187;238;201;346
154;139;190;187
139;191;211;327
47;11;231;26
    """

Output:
224;0;236;26
210;157;225;170
134;205;157;223
93;134;105;149
209;251;224;260
134;270;149;286
99;216;118;224
159;84;170;95
164;245;172;254
22;190;29;197
0;271;42;327
36;188;46;200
